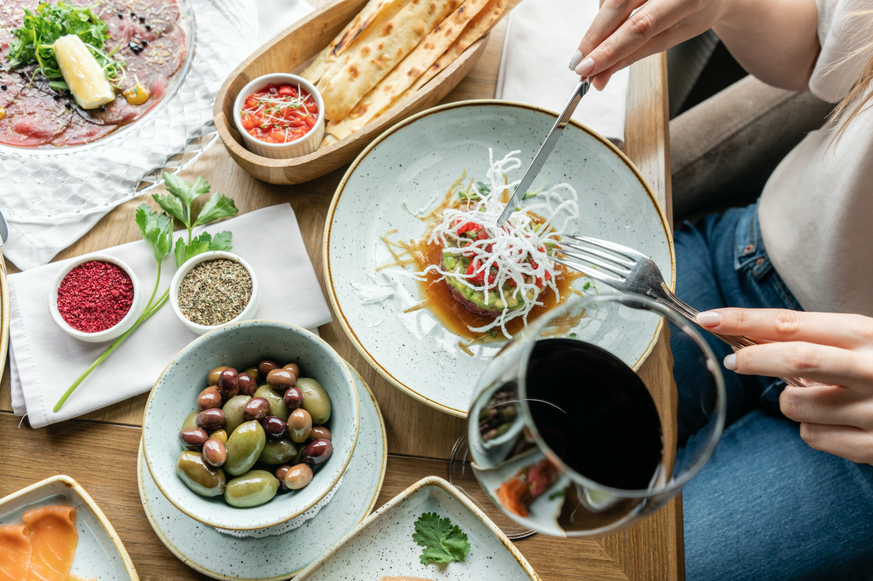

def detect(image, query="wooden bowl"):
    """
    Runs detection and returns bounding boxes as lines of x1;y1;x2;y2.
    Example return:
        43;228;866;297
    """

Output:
213;0;489;185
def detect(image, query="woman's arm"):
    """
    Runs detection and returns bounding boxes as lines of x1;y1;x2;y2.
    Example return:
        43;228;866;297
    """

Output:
696;308;873;465
574;0;820;92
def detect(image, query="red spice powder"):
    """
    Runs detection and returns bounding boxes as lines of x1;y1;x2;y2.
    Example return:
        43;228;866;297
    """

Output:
57;260;135;333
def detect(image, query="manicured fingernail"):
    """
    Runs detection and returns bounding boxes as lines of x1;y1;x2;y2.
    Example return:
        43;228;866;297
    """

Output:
723;354;737;371
569;50;584;71
696;311;721;327
575;57;595;77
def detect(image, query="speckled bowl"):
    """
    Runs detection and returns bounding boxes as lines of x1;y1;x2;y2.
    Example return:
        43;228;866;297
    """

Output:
141;320;360;531
0;475;139;580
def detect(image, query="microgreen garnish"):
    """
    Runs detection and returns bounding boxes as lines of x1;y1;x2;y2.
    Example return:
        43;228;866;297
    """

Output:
53;174;238;412
413;512;471;566
7;2;126;89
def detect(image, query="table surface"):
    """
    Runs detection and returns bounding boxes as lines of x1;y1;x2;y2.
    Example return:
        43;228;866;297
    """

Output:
0;14;682;581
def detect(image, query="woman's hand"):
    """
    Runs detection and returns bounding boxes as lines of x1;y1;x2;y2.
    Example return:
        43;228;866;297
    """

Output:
572;0;818;92
572;0;729;90
697;309;873;465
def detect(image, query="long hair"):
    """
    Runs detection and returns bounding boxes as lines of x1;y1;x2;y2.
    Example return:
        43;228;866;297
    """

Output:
831;10;873;141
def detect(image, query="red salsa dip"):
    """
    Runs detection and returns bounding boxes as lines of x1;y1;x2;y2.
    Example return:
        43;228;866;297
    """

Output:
239;83;318;144
57;260;134;333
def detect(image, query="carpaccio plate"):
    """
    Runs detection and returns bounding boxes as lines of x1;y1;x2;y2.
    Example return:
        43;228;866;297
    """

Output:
0;0;195;153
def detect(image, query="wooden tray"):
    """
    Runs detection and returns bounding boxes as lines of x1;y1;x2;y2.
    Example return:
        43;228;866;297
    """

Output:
0;249;8;380
213;0;489;185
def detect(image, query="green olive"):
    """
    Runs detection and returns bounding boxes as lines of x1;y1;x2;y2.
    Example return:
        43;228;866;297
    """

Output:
259;438;297;465
181;409;199;430
225;470;279;508
296;378;332;425
253;385;289;420
176;451;226;497
222;395;252;435
225;420;266;476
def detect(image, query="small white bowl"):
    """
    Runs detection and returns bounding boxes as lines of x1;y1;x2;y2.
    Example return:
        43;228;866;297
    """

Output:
49;254;145;343
170;251;260;335
233;73;325;159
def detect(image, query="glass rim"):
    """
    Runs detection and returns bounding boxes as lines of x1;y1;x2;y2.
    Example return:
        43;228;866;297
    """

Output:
516;292;727;499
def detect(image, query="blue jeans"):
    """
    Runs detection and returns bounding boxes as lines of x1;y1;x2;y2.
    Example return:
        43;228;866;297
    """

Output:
672;203;873;581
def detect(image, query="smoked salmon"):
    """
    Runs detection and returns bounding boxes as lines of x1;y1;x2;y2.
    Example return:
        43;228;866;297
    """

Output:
0;505;79;581
0;524;32;581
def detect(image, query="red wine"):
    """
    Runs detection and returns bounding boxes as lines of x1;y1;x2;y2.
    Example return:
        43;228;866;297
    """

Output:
525;338;663;490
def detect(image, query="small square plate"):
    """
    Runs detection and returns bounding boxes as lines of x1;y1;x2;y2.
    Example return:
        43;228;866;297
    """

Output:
295;476;540;581
0;475;139;580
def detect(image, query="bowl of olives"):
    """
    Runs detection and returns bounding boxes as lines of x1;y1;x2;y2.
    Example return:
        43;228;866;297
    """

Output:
142;320;360;531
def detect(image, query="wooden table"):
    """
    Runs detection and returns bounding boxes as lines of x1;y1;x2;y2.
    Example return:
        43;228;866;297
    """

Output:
0;20;679;581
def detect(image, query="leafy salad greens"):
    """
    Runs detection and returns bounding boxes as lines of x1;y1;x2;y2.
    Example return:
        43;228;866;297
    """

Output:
413;512;471;566
53;173;238;411
7;2;125;91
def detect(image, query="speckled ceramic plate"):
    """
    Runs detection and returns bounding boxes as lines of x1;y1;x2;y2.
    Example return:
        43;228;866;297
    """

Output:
138;364;387;581
0;475;139;580
141;320;360;531
324;100;675;417
295;476;540;581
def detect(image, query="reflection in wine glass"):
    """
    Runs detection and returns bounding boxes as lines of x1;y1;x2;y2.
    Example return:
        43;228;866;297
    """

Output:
460;293;725;537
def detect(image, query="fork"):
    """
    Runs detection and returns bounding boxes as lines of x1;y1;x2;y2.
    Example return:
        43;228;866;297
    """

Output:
554;235;806;387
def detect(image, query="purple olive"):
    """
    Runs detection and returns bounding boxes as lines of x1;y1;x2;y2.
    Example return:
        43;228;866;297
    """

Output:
179;427;208;450
218;368;239;399
202;438;227;468
310;426;331;441
263;416;288;440
301;439;333;467
283;387;303;411
267;368;296;389
243;397;270;422
238;372;257;396
195;408;226;432
258;360;280;375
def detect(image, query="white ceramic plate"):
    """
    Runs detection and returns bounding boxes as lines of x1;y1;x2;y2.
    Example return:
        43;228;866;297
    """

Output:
324;101;675;417
295;475;540;581
141;320;360;531
0;475;139;580
138;364;387;581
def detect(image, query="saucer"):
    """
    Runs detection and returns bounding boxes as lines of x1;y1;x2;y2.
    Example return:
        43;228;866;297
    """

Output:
137;364;387;580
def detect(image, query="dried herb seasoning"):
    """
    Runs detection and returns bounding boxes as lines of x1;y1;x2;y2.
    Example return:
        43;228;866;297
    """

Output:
178;259;252;326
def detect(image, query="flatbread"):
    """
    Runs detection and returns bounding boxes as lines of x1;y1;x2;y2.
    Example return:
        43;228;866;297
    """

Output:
301;0;413;84
410;0;521;93
324;0;490;141
319;0;465;121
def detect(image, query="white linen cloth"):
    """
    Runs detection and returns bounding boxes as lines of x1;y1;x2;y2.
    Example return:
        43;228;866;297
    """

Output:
496;0;630;146
8;204;332;428
0;0;314;271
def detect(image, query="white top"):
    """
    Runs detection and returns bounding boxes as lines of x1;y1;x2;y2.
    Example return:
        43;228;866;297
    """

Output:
758;0;873;315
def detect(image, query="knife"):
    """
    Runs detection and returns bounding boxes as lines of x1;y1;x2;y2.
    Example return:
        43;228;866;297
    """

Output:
496;77;591;226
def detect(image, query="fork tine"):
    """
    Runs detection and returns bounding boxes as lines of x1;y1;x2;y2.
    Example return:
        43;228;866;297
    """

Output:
564;235;647;260
552;256;626;284
556;248;631;276
559;241;636;267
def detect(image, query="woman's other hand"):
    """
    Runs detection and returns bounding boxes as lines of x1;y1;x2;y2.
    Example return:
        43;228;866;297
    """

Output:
572;0;819;92
697;308;873;465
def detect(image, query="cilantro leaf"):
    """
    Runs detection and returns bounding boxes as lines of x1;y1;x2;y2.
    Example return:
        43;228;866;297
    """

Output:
152;192;187;224
194;191;239;227
413;512;470;566
162;173;210;208
135;204;172;263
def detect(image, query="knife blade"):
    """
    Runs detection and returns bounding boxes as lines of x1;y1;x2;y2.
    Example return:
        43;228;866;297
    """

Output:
496;77;591;226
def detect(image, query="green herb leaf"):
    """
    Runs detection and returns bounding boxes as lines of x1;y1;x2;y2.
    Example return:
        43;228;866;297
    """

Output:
413;512;470;566
208;231;233;252
548;489;566;500
135;204;172;263
583;281;591;290
173;238;188;269
193;191;239;227
152;192;187;224
162;173;211;208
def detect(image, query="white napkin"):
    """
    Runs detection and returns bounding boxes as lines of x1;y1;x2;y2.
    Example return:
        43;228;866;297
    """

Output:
495;0;630;146
8;204;332;428
0;0;314;271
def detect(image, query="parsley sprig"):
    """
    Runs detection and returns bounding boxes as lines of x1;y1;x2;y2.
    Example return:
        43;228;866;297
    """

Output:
7;2;125;91
413;512;471;566
53;173;238;412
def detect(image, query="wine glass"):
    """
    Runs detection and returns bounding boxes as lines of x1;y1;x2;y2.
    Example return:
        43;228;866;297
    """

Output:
458;293;726;537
